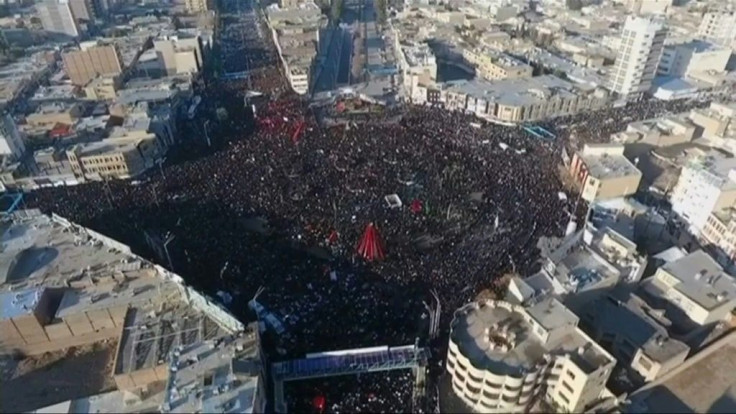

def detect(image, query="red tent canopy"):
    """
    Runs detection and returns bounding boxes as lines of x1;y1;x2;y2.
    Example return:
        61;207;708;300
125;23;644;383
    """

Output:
357;222;385;261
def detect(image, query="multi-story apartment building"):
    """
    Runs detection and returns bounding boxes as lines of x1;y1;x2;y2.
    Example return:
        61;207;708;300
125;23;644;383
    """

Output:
698;10;736;47
397;42;437;103
609;16;667;97
462;49;533;81
66;135;159;180
37;0;80;38
641;250;736;326
670;151;736;235
0;113;25;161
62;42;124;86
446;297;617;413
581;289;689;383
438;75;609;124
701;208;736;265
570;144;643;202
26;102;83;129
657;40;730;78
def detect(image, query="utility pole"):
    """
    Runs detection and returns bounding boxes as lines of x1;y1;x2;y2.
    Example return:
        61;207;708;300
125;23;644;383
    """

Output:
163;232;175;271
157;157;167;182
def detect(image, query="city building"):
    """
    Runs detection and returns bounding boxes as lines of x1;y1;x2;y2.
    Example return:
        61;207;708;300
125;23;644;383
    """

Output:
698;10;736;47
436;75;609;124
66;135;159;180
670;151;736;235
612;114;696;147
268;2;324;95
581;289;689;382
657;40;731;78
37;0;80;38
510;217;646;312
627;0;672;15
26;103;83;129
397;42;437;103
640;250;736;326
184;0;211;14
0;113;25;160
701;207;736;265
83;74;121;100
569;144;643;202
161;333;266;413
0;212;264;412
609;16;667;97
446;297;617;413
154;35;203;76
688;102;736;140
462;49;532;81
68;0;95;21
62;42;124;86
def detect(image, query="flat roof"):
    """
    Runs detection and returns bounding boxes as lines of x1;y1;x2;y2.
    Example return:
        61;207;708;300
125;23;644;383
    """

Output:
588;289;689;364
444;75;584;108
631;334;736;413
450;298;613;376
163;327;261;413
0;212;247;412
579;151;641;180
656;250;736;310
0;287;45;320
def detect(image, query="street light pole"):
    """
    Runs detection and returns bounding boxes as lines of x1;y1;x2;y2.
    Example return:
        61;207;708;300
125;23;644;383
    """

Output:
157;157;167;182
163;233;175;271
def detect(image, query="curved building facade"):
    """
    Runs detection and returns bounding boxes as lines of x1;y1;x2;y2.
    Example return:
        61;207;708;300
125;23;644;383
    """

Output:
446;298;616;413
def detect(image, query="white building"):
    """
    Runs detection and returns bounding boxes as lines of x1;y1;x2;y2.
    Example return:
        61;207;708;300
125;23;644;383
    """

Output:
397;42;437;103
37;0;80;38
627;0;672;15
447;297;617;413
657;40;731;78
670;152;736;235
0;114;25;161
609;16;667;97
698;10;736;47
642;250;736;326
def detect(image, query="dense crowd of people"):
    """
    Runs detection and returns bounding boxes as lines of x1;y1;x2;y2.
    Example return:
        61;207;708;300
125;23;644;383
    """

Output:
21;2;715;408
25;87;709;412
285;371;417;413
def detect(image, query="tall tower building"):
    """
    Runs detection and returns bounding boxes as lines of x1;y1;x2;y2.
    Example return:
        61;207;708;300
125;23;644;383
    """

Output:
609;16;667;97
37;0;80;38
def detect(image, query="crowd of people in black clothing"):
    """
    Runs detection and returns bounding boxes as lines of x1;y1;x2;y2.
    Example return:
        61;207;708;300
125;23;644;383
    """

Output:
25;62;711;411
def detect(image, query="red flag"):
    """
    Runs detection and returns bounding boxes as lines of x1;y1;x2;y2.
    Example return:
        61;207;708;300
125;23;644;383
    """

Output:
313;395;326;413
328;229;339;244
410;199;423;214
357;222;385;261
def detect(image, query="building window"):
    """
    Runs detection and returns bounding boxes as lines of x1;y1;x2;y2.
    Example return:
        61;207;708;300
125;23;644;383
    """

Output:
558;391;570;405
562;381;574;394
567;371;576;380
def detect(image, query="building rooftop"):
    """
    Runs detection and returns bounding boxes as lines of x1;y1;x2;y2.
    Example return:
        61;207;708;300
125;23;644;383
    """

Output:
579;147;641;180
0;211;249;412
630;333;736;413
586;289;690;364
652;250;736;311
450;298;614;376
162;327;262;413
444;75;591;108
